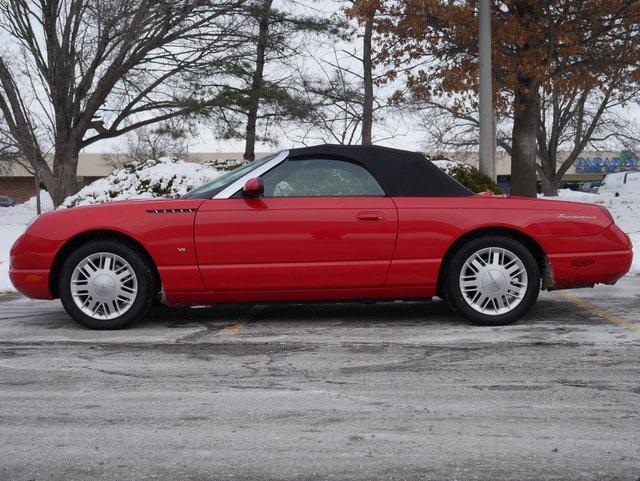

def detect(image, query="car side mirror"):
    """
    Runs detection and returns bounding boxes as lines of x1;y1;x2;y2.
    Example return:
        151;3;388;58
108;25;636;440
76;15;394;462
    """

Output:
242;177;264;198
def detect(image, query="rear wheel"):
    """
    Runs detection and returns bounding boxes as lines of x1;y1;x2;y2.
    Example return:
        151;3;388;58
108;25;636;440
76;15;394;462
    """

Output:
444;236;540;326
59;240;156;329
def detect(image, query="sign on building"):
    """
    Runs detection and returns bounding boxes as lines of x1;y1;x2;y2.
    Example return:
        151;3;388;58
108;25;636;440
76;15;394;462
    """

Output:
575;156;640;173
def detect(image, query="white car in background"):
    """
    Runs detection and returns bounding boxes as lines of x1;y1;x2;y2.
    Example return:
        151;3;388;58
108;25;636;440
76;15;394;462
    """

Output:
598;171;640;196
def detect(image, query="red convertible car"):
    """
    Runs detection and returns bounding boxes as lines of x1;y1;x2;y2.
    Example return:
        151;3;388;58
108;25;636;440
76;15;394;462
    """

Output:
10;145;633;329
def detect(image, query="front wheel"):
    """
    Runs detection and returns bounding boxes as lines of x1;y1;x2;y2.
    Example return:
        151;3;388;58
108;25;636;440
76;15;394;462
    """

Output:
444;236;541;326
59;240;156;329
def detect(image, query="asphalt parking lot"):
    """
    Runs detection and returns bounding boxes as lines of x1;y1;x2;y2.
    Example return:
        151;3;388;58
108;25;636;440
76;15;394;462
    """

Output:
0;278;639;481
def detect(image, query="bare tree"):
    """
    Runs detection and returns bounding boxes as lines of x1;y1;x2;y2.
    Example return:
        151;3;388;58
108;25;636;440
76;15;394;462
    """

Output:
296;48;367;145
293;0;397;147
0;121;22;176
294;8;395;149
537;73;640;195
0;0;247;206
416;74;640;196
410;97;514;158
0;120;45;212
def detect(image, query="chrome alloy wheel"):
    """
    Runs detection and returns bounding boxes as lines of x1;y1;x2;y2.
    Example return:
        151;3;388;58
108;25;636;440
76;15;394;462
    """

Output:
459;247;528;316
70;252;138;320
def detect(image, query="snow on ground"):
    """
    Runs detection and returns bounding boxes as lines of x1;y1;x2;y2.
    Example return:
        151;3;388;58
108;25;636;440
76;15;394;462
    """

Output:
0;192;53;291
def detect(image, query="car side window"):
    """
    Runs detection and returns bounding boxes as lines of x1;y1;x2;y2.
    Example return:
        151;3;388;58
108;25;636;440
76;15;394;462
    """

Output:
261;158;385;197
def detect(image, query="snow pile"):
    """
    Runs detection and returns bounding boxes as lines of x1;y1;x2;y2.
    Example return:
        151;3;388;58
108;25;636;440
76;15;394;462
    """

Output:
0;191;53;292
62;157;222;207
542;189;640;276
431;159;472;175
206;158;248;171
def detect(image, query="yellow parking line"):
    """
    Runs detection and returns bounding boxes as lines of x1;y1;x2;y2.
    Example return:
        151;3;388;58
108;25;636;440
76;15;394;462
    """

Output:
220;322;243;335
557;291;640;333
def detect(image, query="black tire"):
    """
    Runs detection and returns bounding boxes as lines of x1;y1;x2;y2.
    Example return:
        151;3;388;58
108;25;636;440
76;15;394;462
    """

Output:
59;239;157;329
444;236;540;326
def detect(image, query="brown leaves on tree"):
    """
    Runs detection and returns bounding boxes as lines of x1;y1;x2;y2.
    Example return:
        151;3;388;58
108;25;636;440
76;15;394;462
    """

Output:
368;0;640;115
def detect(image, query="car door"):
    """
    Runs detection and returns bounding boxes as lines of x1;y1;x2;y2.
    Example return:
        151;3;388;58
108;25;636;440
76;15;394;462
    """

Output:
194;156;398;291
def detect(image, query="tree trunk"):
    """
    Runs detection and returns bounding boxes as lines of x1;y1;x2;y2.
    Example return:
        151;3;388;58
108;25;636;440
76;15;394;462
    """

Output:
361;15;374;146
34;173;41;215
539;150;559;196
243;0;273;162
49;138;80;207
541;173;560;196
510;77;539;197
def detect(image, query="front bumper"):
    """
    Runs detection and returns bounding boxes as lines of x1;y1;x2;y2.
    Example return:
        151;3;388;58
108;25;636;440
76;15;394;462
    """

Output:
9;233;55;300
9;268;53;299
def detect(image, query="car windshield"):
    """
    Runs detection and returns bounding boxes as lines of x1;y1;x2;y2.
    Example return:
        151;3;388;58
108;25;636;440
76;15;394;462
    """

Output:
181;153;278;199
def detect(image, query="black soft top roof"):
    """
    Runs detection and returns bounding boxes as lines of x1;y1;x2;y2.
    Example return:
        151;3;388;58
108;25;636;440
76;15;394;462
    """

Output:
288;144;472;197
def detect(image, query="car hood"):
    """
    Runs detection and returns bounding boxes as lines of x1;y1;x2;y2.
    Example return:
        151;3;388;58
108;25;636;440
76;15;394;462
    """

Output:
60;197;207;212
25;197;207;243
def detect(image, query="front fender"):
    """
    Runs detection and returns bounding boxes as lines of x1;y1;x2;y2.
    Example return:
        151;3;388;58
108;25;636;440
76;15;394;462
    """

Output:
11;199;208;297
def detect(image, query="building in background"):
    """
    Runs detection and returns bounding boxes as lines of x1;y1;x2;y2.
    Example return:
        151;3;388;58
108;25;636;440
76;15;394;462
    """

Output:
0;150;638;203
449;151;639;180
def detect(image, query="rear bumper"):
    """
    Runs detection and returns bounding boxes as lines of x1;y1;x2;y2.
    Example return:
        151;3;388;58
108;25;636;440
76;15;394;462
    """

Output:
545;222;633;288
547;249;632;289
